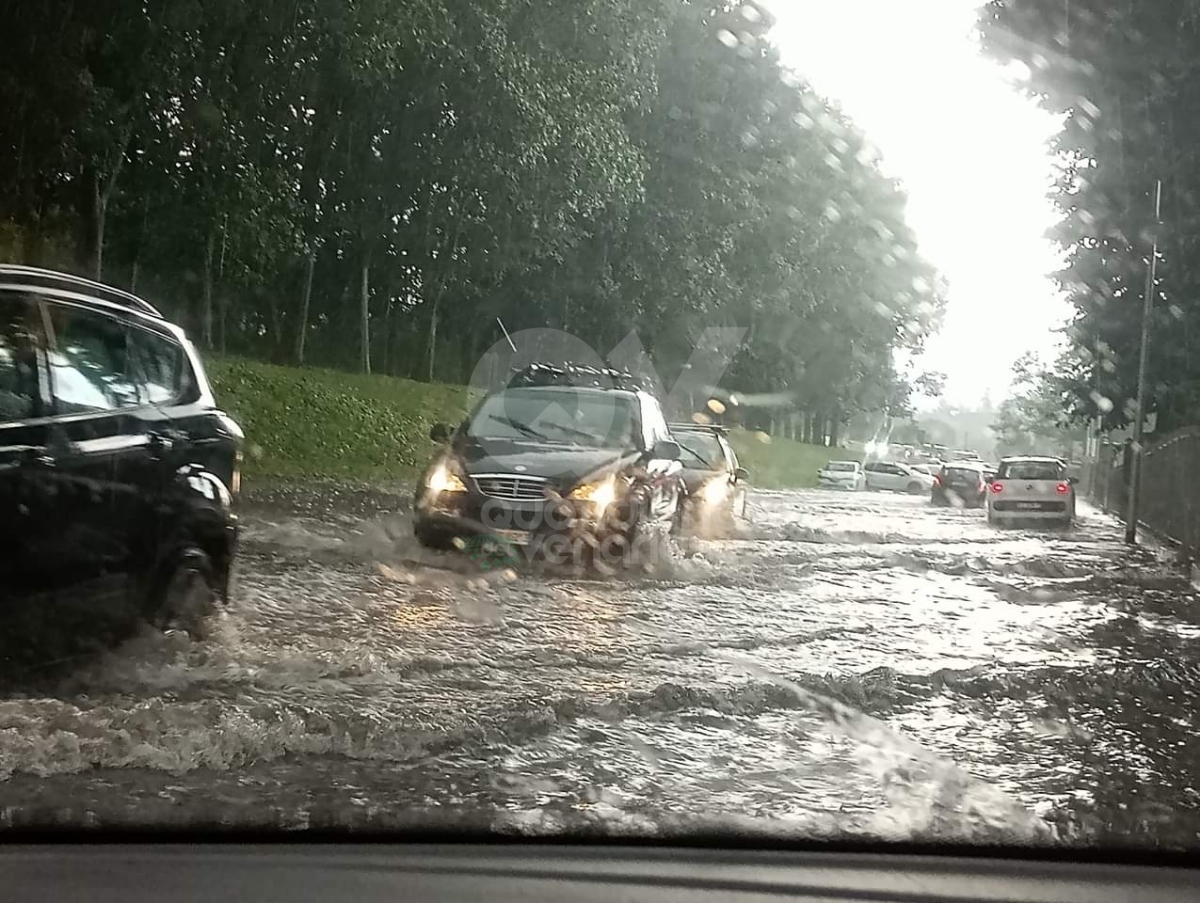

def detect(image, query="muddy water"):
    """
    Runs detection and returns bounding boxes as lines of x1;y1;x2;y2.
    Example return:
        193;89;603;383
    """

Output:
2;488;1199;848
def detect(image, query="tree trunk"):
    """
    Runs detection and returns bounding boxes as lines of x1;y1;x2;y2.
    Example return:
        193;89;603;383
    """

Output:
427;295;439;382
201;227;215;348
91;174;106;280
129;195;150;292
829;413;841;448
217;215;229;353
381;298;393;375
360;246;372;374
82;122;133;280
294;252;315;365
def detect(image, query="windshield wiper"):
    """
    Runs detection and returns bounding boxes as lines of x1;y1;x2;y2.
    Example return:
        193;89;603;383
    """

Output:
539;421;607;444
678;444;714;468
486;414;551;441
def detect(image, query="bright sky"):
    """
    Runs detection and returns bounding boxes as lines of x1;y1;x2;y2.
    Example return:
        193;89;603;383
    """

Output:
765;0;1069;406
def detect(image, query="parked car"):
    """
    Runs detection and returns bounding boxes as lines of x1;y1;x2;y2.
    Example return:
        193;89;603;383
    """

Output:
414;375;683;562
987;455;1077;527
0;266;243;669
931;461;988;508
817;460;866;491
671;423;749;534
863;460;935;494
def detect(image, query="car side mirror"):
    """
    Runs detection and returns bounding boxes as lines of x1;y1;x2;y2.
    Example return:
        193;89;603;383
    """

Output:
429;422;451;442
735;467;750;482
652;439;681;461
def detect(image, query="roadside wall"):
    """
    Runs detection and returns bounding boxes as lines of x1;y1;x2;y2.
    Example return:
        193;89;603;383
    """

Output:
1091;427;1200;559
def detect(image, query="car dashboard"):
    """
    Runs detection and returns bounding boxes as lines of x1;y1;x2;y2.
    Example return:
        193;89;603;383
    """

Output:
4;842;1196;903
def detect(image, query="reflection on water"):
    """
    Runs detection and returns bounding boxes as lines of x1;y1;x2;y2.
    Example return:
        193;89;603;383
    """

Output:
0;488;1197;847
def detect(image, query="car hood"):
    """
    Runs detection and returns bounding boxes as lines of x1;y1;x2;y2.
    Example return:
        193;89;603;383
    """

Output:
457;438;636;485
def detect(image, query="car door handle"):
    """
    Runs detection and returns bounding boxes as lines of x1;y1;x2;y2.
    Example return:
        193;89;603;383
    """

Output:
18;446;56;468
147;431;176;454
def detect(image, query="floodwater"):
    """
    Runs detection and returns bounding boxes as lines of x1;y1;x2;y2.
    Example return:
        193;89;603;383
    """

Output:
2;486;1199;848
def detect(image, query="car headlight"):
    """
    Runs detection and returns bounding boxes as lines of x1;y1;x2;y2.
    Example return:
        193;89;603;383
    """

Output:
570;475;617;511
701;478;728;504
426;462;467;493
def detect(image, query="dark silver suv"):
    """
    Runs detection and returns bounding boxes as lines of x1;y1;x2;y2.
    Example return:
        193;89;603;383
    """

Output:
0;266;243;672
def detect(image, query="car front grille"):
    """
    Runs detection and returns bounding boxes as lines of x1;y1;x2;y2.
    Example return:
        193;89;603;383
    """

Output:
473;474;548;501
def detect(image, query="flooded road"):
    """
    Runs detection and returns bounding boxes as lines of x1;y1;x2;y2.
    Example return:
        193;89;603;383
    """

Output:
2;487;1199;848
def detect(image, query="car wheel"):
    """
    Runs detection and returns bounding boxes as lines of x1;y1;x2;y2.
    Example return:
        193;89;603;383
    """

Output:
906;481;922;494
414;519;455;550
154;548;218;640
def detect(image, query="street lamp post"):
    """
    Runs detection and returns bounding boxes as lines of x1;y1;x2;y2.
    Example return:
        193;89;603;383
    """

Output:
1125;179;1162;545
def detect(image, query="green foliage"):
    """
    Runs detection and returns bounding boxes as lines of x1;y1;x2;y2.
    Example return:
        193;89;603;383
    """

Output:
3;0;943;432
990;353;1085;457
207;356;468;481
727;430;842;490
981;0;1200;433
207;355;834;488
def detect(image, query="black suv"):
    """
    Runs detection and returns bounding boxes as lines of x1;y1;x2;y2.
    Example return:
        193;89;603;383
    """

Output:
0;266;243;668
414;365;683;563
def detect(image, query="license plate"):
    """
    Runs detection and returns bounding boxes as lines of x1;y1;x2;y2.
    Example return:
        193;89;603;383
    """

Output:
491;529;530;545
1016;502;1042;510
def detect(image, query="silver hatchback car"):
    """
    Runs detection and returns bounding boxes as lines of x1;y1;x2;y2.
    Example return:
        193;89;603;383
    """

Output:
986;456;1077;527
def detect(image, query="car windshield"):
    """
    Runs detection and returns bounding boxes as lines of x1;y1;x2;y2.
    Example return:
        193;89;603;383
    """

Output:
675;432;725;469
944;467;981;481
468;388;637;449
6;0;1200;861
998;461;1063;481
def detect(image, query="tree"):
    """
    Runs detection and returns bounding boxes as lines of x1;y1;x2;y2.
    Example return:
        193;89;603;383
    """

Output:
1;0;944;414
992;352;1086;456
982;0;1200;433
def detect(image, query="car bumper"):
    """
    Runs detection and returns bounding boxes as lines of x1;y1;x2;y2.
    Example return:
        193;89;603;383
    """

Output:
932;487;986;506
415;489;625;546
989;503;1072;520
818;479;859;490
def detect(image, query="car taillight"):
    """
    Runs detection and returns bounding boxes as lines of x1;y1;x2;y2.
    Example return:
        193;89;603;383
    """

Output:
991;481;1003;493
934;475;942;486
1056;481;1070;494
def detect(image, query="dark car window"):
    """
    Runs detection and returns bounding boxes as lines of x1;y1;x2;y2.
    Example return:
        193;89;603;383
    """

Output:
45;303;141;414
675;431;725;470
943;466;982;481
997;461;1063;481
130;326;187;406
0;294;42;422
468;388;637;449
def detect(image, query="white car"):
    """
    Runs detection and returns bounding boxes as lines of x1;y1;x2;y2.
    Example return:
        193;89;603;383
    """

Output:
817;460;866;491
987;455;1077;527
863;460;935;494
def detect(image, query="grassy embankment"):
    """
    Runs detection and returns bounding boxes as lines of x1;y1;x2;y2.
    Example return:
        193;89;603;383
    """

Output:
207;356;839;490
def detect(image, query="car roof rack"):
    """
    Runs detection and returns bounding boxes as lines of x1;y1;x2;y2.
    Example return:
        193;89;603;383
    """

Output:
669;421;729;435
0;264;162;317
509;362;651;393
